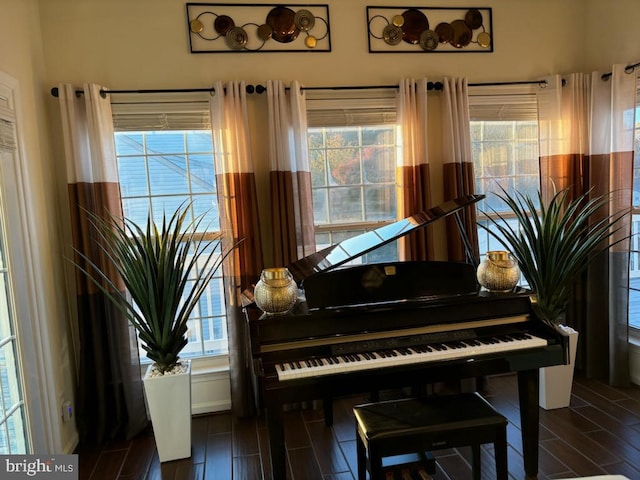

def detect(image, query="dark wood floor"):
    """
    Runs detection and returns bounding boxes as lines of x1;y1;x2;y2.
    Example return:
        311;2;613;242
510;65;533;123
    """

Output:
77;372;640;480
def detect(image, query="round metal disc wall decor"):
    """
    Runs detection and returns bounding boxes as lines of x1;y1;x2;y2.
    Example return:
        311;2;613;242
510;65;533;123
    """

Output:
401;9;429;44
225;26;249;50
382;24;403;45
367;6;493;53
435;22;453;44
450;19;472;48
294;9;315;31
266;6;300;43
419;29;439;51
464;9;483;30
214;15;235;35
187;3;331;53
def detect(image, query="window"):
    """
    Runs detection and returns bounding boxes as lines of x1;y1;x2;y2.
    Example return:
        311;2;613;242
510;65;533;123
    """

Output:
112;98;228;360
628;83;640;330
469;86;540;256
306;90;400;264
0;119;28;454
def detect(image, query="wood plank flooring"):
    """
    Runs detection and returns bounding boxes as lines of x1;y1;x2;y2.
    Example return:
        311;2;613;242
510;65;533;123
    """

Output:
77;372;640;479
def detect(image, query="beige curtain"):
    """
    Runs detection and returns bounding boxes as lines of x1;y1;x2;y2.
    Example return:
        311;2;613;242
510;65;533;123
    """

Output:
58;83;147;444
538;73;590;199
585;66;634;385
210;80;264;416
266;80;316;266
396;78;434;260
537;66;635;385
441;77;479;263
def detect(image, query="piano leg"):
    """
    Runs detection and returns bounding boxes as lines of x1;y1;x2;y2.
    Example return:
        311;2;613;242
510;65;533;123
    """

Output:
517;369;540;480
266;399;287;480
324;397;334;426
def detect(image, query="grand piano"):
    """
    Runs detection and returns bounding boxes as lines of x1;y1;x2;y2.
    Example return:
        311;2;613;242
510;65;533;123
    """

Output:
243;195;568;480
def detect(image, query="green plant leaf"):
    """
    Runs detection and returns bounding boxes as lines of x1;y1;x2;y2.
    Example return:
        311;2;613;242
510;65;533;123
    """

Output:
72;203;240;374
479;187;630;326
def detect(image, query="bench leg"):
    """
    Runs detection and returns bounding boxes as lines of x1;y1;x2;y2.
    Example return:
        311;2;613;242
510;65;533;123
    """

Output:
356;433;366;480
323;397;333;426
368;443;383;480
471;444;481;480
495;427;509;480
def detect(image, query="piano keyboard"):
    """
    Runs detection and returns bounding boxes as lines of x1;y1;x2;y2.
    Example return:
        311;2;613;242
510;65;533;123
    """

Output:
275;332;548;381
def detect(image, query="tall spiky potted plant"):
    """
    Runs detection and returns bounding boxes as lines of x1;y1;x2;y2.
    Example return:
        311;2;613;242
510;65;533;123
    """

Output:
75;204;233;461
479;187;629;408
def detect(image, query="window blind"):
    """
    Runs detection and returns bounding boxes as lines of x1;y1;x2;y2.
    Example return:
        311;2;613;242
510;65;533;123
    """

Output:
306;89;397;127
469;94;538;121
468;84;539;122
111;99;211;131
0;119;16;151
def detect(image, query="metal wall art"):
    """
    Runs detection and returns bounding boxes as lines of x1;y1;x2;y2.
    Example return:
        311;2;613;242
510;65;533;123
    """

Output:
367;6;492;53
186;3;331;53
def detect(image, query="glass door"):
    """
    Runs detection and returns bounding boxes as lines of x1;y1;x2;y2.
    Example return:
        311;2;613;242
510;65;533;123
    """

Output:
0;118;29;454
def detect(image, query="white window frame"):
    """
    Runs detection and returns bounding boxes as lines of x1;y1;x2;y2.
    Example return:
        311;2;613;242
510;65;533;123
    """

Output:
306;89;400;264
628;80;640;337
0;71;62;452
468;84;540;256
111;95;231;396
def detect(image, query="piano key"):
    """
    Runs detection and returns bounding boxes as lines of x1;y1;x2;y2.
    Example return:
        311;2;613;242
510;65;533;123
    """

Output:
275;333;549;381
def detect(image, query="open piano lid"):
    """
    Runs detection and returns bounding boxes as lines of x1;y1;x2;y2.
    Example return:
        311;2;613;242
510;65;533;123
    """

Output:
287;194;484;285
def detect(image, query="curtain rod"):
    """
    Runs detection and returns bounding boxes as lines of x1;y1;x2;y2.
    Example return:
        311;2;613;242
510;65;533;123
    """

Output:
49;58;640;98
296;80;554;92
51;86;218;98
601;61;640;80
298;81;443;91
51;79;549;98
50;85;275;98
468;80;546;87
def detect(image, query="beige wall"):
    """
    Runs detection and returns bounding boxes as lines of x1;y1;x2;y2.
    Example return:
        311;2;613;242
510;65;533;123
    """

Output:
585;0;640;72
39;0;591;86
0;0;638;453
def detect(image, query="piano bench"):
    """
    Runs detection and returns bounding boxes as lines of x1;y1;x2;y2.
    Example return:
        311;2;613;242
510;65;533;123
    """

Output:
353;393;508;480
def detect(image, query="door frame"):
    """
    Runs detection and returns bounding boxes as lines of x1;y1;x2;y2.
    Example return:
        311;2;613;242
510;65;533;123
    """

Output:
0;70;59;453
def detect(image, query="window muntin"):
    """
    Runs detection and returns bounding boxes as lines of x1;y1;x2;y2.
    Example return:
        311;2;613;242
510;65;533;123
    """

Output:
113;104;228;361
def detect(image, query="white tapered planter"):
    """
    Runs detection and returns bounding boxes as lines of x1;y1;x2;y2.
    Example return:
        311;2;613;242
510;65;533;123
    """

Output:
143;360;192;462
539;326;579;410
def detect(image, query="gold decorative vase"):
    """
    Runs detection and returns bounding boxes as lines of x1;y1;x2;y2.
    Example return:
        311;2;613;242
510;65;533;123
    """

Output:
254;267;298;315
476;250;520;292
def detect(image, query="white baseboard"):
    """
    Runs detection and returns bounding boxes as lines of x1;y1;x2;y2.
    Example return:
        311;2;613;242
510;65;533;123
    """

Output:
63;432;79;455
192;398;232;415
629;342;640;385
191;368;231;415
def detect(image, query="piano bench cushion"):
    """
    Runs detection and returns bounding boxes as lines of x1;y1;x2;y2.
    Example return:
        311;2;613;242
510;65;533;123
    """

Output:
558;477;631;480
354;393;508;479
354;392;506;442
